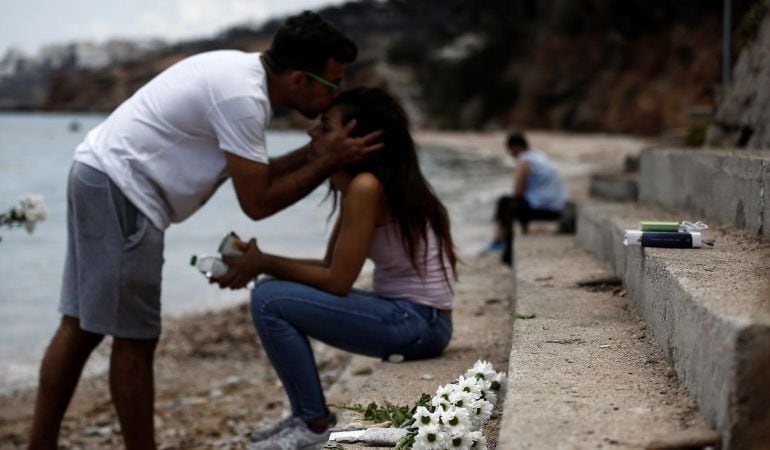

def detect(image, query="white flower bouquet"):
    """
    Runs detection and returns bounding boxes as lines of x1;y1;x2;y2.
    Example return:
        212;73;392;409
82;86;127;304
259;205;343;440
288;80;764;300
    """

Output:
395;360;507;450
1;194;47;235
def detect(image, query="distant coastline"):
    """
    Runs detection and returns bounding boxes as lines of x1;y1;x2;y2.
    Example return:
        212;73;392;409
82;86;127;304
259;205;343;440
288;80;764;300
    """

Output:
1;1;745;136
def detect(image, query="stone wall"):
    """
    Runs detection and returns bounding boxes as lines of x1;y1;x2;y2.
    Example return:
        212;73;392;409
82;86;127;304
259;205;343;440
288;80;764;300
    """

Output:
706;1;770;149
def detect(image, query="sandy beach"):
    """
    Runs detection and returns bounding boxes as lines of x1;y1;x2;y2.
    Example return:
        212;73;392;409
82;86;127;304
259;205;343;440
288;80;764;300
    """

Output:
0;130;650;449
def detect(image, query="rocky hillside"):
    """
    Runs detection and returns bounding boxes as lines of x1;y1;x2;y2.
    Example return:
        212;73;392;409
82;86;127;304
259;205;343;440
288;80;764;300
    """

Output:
4;0;765;136
707;0;770;148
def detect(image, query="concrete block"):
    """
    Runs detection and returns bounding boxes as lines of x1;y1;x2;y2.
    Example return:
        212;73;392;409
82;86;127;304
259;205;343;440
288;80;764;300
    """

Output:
589;173;639;201
639;148;770;237
576;202;628;275
499;236;711;448
576;200;770;449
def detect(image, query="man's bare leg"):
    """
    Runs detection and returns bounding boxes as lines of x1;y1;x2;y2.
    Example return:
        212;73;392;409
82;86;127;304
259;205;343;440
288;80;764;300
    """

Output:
28;316;104;450
110;336;159;450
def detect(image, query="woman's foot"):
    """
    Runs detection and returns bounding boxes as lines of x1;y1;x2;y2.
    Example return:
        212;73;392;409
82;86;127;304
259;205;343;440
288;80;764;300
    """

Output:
247;419;331;450
249;416;301;442
248;412;336;450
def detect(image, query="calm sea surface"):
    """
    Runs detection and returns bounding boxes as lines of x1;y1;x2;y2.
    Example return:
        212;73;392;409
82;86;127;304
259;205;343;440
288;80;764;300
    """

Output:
0;112;510;392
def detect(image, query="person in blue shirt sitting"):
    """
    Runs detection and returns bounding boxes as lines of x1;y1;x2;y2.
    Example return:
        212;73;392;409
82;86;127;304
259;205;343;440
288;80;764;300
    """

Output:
484;131;569;265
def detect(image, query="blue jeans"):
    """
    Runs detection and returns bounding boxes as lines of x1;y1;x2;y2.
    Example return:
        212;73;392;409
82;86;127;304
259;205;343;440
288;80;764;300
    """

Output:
250;278;453;422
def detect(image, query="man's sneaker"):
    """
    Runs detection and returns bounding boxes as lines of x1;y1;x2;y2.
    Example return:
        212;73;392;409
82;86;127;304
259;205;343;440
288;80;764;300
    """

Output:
247;419;331;450
250;411;336;443
481;239;504;254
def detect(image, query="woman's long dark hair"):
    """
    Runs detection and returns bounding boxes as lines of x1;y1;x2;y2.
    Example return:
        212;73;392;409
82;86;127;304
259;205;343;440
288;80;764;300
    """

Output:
330;87;457;281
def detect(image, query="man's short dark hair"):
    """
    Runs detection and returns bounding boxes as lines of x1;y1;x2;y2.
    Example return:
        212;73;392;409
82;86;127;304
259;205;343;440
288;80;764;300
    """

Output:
266;11;357;74
507;131;528;149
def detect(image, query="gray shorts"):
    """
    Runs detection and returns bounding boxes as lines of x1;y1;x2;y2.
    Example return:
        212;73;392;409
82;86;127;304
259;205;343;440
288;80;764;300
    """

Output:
59;162;165;339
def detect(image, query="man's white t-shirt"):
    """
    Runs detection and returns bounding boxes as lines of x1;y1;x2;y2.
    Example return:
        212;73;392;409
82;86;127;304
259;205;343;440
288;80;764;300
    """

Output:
74;50;271;230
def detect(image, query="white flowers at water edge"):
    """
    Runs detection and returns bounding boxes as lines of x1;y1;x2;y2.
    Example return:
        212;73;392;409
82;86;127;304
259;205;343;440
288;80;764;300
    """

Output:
396;360;507;450
0;194;47;237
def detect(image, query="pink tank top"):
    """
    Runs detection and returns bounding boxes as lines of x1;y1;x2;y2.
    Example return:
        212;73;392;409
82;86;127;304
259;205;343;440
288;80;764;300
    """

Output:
368;222;454;310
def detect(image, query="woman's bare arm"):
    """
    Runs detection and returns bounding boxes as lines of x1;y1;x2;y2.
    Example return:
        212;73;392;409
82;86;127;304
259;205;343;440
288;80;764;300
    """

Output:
218;173;380;294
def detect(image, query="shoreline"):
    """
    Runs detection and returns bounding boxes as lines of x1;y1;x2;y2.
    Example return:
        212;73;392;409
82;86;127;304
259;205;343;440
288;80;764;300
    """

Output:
0;130;650;449
416;129;650;202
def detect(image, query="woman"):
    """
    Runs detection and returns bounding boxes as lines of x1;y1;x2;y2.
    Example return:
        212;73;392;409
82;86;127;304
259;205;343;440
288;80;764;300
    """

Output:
220;87;457;450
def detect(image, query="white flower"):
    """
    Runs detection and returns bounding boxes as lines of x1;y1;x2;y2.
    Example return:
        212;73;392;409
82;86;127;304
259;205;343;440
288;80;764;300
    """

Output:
481;389;498;408
431;394;451;412
20;194;47;222
440;407;472;433
491;371;507;394
413;424;447;450
413;406;438;427
456;375;483;397
468;430;488;450
464;360;497;382
448;389;478;411
1;194;47;235
480;372;506;407
410;361;507;449
431;384;457;412
446;430;474;450
468;398;494;429
477;377;494;392
435;383;459;401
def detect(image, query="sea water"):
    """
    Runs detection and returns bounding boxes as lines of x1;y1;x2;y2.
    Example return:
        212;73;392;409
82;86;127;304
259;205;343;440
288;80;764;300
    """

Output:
0;112;510;392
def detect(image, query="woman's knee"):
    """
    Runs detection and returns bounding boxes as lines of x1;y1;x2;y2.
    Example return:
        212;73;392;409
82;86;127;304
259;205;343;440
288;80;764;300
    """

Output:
250;279;303;317
251;278;285;305
251;278;312;299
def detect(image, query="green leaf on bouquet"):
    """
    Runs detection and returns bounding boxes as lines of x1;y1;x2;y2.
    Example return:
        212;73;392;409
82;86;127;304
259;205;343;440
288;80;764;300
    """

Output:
330;400;418;427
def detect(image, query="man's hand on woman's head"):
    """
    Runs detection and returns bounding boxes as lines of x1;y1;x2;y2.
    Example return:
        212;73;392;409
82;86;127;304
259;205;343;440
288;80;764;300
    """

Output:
212;239;263;290
311;119;384;170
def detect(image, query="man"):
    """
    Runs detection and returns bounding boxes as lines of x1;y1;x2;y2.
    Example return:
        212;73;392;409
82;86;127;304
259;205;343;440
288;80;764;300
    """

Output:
486;131;568;265
27;11;381;450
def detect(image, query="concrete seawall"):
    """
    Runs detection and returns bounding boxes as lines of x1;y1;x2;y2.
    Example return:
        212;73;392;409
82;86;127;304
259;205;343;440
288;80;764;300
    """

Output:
577;200;770;448
639;148;769;238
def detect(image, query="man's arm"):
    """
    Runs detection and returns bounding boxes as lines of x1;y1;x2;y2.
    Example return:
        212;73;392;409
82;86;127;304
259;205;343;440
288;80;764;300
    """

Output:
227;151;333;220
513;159;531;197
228;119;384;220
268;144;312;178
